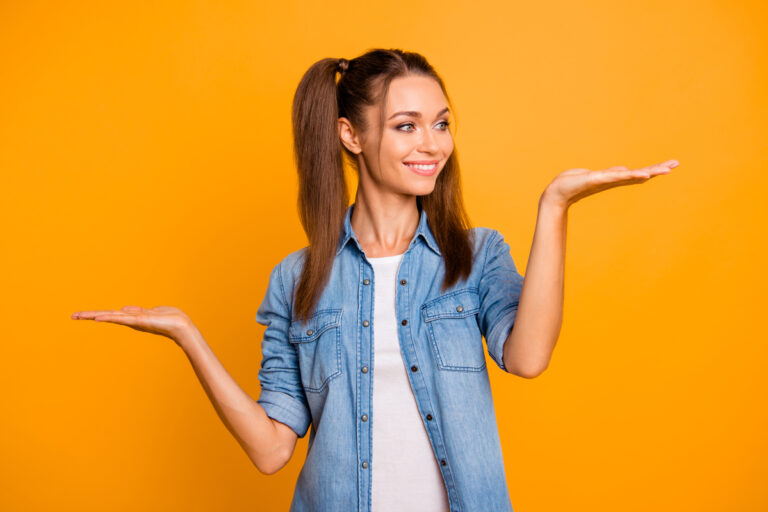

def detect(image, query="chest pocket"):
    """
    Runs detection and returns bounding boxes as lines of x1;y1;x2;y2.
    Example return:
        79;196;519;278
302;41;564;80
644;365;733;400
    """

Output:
421;287;486;371
288;308;343;392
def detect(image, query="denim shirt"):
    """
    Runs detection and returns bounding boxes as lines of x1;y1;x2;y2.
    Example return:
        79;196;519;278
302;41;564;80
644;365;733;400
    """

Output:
255;202;524;512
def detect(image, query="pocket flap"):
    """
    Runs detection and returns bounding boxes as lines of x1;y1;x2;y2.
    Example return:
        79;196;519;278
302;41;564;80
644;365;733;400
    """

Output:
288;308;342;343
421;288;480;322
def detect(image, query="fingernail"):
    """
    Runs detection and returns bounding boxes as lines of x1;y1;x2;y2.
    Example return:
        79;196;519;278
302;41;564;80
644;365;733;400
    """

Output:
668;160;679;168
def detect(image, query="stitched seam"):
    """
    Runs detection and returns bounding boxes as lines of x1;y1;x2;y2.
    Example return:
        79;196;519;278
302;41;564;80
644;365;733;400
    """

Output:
277;260;290;315
483;230;508;372
482;229;499;280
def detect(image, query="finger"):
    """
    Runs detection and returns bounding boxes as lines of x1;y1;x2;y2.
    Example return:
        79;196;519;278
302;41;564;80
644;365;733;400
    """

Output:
72;309;125;319
72;306;147;319
638;159;679;175
594;168;651;182
605;166;647;179
663;159;680;168
92;312;145;325
625;167;669;180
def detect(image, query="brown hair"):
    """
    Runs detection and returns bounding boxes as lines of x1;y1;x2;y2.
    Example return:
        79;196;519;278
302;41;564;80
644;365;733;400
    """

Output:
291;48;476;324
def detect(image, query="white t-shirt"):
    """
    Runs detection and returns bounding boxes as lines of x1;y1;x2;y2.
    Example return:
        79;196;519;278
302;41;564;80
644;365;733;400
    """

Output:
368;253;451;512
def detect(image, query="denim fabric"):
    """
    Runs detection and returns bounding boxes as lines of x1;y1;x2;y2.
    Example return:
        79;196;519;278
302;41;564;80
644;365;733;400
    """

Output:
255;202;524;512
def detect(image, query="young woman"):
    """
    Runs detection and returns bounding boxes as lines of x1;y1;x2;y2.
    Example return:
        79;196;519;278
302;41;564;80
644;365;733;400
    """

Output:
72;48;678;511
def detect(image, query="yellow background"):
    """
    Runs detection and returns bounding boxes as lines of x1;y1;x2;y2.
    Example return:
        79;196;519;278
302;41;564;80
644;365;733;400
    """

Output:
1;1;766;510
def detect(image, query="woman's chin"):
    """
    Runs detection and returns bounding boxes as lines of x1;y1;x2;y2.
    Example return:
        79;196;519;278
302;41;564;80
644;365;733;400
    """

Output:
409;182;437;196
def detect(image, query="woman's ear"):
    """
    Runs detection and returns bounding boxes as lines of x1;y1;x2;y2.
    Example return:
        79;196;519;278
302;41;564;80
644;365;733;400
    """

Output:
338;117;362;154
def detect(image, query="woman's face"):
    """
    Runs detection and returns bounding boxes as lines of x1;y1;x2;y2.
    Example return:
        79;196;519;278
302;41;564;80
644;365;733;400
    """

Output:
356;74;454;197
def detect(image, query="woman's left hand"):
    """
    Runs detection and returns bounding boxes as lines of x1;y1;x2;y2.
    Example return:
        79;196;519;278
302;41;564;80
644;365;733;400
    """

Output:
543;159;679;208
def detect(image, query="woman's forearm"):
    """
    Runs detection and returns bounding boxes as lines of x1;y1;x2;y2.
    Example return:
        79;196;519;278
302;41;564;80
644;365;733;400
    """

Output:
502;160;677;377
503;190;567;378
178;327;286;474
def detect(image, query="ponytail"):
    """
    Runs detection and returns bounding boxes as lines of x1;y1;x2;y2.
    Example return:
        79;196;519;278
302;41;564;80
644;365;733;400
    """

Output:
291;58;349;324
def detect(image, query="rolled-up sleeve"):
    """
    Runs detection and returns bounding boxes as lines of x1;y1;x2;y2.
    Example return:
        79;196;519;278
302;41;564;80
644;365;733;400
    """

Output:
478;229;525;372
255;261;312;438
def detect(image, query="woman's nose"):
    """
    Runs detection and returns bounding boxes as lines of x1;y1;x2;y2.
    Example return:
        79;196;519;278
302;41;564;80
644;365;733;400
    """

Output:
417;129;439;153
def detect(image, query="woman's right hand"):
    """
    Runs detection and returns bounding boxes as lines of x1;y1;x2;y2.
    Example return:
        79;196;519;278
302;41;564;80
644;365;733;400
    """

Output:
71;305;195;347
72;305;295;473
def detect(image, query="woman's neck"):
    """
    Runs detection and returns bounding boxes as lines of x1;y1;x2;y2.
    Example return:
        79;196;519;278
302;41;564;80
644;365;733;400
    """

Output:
350;194;419;258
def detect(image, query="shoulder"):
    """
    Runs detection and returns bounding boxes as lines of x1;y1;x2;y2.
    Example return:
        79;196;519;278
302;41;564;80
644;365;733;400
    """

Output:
469;226;499;243
277;246;309;275
468;226;518;274
268;246;309;296
468;226;503;257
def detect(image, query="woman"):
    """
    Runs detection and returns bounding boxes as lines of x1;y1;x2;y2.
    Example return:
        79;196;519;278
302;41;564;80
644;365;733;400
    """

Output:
72;48;678;511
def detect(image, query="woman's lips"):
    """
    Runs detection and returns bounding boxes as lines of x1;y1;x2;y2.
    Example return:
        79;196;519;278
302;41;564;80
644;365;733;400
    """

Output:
403;162;438;176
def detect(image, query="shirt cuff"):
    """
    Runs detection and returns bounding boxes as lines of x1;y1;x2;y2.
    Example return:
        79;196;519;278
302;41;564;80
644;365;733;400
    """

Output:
486;308;518;372
257;389;312;438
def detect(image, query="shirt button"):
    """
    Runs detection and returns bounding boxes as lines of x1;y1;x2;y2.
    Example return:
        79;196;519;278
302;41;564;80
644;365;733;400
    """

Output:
426;414;433;420
456;305;463;312
361;414;368;421
361;366;368;373
401;319;408;326
363;279;370;285
362;320;370;327
400;279;407;285
441;459;446;466
411;365;418;372
362;461;369;469
306;329;314;335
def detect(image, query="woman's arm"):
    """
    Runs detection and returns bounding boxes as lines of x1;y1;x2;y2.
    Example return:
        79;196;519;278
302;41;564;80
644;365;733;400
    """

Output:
71;305;297;475
502;160;679;377
179;326;298;475
502;192;566;378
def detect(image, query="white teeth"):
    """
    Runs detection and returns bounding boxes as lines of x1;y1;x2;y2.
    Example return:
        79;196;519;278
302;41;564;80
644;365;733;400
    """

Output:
405;163;436;170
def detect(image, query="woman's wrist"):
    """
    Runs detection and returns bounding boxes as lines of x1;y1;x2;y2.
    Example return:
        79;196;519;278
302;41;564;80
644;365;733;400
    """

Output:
173;321;205;354
540;186;570;212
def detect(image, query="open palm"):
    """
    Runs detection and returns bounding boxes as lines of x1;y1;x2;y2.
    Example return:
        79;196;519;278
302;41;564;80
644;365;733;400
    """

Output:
71;305;193;343
546;159;679;207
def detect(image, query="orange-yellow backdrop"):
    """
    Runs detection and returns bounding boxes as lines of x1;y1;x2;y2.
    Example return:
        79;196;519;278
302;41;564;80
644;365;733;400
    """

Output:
1;1;766;510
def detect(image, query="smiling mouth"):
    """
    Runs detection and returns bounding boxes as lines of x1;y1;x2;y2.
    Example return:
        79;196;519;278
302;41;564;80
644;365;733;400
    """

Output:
403;162;438;175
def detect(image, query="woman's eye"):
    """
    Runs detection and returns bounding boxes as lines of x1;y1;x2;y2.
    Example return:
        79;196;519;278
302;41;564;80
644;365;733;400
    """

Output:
396;121;451;132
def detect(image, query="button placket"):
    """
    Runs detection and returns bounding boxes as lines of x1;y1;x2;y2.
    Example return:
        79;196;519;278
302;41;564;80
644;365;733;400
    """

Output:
358;263;375;498
394;251;458;507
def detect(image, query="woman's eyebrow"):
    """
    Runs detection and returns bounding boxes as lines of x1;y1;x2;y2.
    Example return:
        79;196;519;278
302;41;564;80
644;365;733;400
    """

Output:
388;107;450;120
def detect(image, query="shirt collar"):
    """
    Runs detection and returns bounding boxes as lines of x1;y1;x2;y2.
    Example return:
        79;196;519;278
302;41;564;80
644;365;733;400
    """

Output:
336;202;442;257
